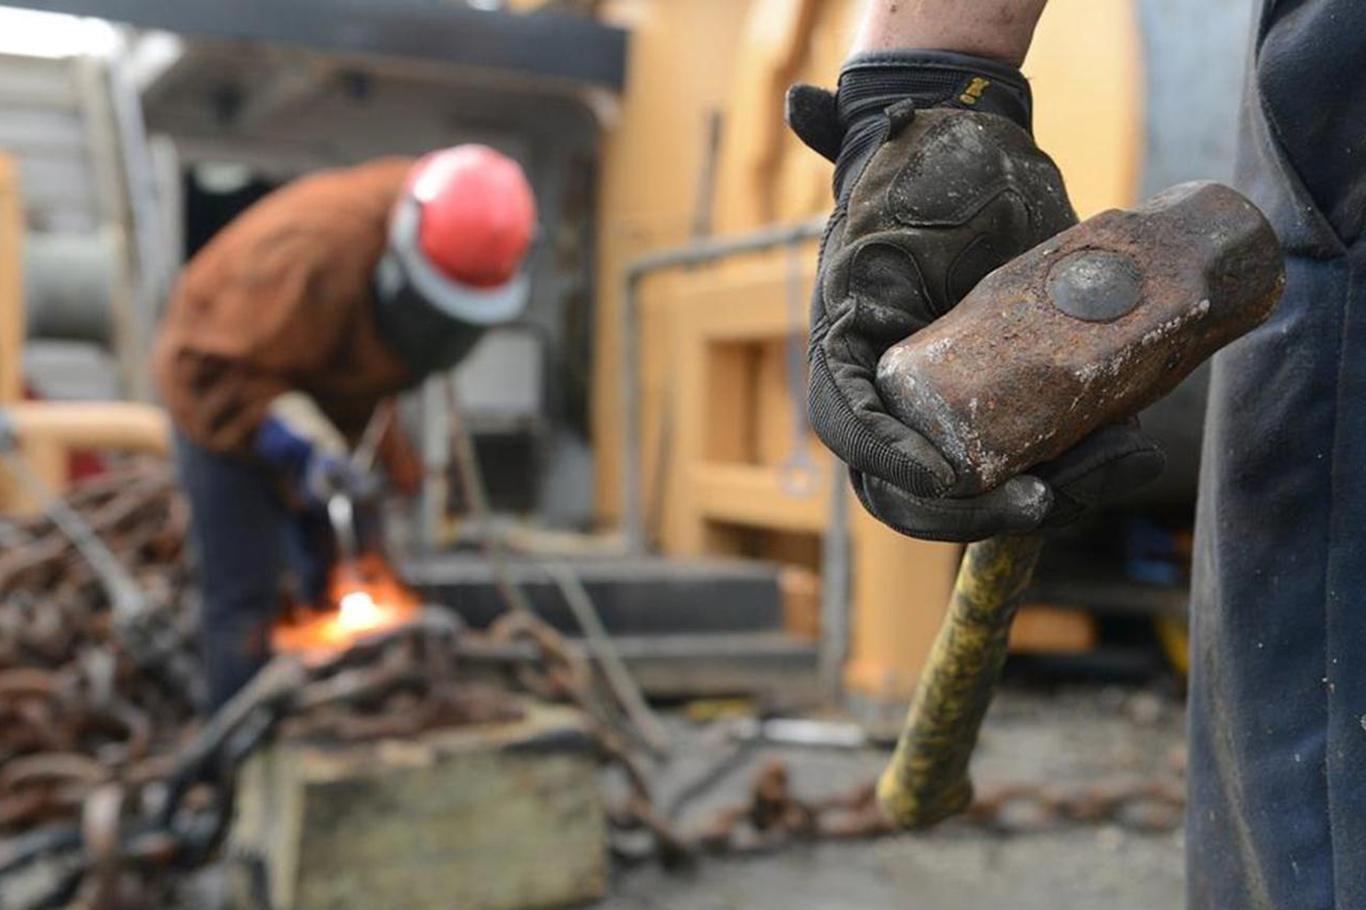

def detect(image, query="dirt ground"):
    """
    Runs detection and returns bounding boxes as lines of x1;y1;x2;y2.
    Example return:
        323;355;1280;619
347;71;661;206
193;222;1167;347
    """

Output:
599;684;1187;910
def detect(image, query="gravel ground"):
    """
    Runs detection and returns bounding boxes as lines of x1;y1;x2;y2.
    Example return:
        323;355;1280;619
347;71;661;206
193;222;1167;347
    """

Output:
598;684;1187;910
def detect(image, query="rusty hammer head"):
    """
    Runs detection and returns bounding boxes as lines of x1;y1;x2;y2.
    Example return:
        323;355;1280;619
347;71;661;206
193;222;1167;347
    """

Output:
875;181;1285;496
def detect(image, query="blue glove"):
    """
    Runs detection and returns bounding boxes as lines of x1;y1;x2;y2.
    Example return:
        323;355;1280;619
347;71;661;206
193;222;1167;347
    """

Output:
254;393;360;510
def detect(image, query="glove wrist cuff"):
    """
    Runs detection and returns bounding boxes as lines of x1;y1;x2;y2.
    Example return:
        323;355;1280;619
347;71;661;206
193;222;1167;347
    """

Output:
837;49;1032;134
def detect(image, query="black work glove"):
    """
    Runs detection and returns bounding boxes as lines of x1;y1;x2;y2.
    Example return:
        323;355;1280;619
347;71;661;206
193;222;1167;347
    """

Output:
788;51;1164;542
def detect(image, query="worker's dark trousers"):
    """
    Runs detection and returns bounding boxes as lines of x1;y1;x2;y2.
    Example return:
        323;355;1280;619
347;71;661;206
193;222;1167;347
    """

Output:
1187;2;1366;907
174;433;326;711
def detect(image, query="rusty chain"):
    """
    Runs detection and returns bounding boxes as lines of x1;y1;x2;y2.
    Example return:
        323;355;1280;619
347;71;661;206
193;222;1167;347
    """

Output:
0;461;1188;910
0;464;530;908
675;761;1185;859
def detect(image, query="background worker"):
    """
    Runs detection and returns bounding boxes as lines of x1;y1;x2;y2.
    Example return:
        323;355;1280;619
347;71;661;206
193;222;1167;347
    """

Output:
154;145;537;709
793;0;1365;906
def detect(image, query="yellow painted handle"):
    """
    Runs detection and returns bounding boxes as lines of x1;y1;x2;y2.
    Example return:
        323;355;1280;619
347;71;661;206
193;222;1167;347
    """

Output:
876;534;1044;828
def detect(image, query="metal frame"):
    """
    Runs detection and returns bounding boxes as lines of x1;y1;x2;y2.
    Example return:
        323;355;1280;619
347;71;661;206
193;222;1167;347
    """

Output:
71;54;158;399
618;217;850;699
619;217;827;553
10;0;628;92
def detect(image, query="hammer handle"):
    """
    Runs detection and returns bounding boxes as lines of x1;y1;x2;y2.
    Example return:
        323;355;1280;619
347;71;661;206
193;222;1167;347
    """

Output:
876;534;1043;828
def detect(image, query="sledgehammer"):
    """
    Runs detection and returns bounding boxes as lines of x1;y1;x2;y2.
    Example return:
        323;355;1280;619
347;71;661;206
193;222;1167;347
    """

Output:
873;182;1285;829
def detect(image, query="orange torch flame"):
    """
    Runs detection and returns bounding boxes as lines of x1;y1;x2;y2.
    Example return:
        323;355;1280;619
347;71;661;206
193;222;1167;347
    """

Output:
271;553;419;660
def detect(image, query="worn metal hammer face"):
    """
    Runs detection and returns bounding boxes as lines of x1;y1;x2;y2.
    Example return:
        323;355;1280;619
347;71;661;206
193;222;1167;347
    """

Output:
872;182;1284;831
877;180;1285;496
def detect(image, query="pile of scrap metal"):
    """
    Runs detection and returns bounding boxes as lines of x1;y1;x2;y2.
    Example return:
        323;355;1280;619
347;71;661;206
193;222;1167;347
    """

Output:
0;461;530;908
0;460;1189;910
0;458;681;907
0;461;200;907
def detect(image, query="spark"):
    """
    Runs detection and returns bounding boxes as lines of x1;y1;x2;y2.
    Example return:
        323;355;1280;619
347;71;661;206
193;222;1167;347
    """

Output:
338;589;386;632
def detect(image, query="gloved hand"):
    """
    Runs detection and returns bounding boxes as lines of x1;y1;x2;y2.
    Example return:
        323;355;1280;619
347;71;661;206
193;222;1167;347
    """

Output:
254;392;372;510
787;50;1164;542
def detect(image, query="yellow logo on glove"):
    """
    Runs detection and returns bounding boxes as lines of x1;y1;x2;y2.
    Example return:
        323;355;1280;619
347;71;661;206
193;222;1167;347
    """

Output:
959;77;992;106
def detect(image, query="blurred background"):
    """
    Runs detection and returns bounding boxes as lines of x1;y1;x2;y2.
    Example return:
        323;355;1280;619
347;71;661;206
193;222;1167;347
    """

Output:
0;1;1258;908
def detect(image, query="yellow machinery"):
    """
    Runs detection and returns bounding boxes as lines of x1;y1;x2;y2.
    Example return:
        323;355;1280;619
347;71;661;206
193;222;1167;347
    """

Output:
0;0;1151;696
591;0;1145;700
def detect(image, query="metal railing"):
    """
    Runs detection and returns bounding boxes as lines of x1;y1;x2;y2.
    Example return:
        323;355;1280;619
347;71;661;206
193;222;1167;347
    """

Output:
617;216;850;699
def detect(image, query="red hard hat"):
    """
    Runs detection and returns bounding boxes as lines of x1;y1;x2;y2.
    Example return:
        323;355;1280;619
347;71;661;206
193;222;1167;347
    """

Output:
404;145;536;288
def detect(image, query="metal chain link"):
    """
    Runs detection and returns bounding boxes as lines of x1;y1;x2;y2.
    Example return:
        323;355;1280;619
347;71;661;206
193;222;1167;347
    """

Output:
680;760;1185;858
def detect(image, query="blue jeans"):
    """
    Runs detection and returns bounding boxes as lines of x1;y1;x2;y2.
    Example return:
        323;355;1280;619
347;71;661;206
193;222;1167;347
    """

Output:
1188;1;1366;905
174;432;329;710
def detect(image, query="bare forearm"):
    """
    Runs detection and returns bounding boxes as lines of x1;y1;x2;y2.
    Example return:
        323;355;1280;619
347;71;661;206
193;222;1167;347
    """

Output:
852;0;1048;67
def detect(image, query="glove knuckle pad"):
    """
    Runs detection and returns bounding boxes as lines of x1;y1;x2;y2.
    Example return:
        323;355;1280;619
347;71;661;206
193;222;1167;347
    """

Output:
943;193;1035;304
838;110;1075;319
882;112;1068;229
846;240;926;343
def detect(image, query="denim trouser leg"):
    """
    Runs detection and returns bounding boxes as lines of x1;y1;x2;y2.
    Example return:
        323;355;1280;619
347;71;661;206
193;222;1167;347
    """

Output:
1188;1;1366;904
174;432;287;710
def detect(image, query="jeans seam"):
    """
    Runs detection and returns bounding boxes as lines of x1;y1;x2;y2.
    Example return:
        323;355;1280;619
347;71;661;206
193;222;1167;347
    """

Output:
1324;251;1361;908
